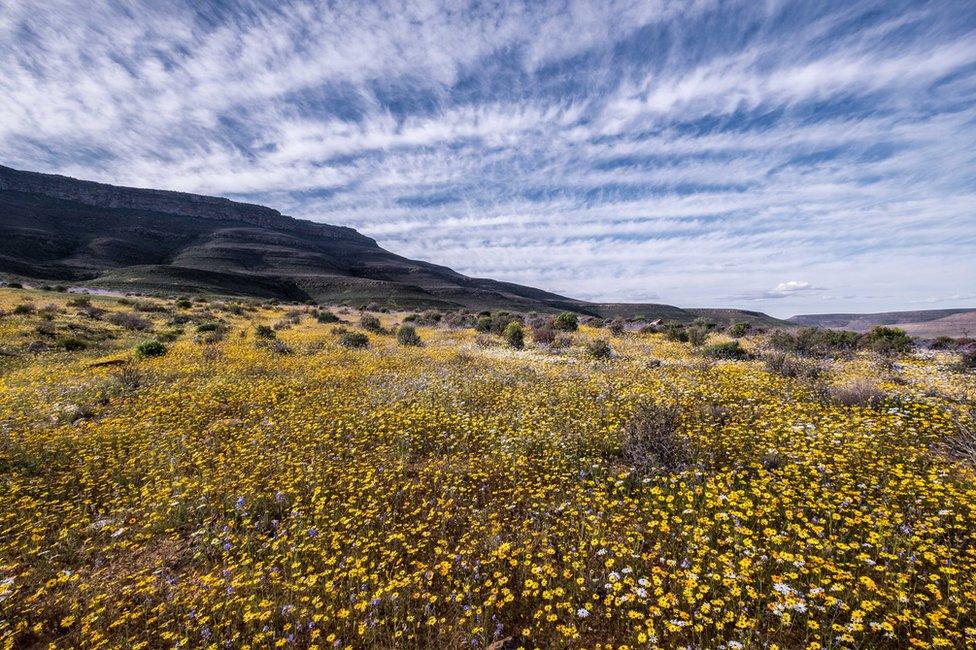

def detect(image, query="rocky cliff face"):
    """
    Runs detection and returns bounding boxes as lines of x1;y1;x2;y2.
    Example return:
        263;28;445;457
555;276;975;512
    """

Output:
0;164;374;245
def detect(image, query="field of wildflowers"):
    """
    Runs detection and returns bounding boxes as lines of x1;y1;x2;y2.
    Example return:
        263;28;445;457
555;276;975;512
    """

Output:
0;288;974;649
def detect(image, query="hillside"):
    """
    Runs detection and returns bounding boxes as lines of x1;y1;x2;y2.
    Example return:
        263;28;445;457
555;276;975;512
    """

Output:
790;308;976;337
0;164;786;324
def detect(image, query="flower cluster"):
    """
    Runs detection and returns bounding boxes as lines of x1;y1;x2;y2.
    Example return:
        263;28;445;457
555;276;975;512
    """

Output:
0;289;974;649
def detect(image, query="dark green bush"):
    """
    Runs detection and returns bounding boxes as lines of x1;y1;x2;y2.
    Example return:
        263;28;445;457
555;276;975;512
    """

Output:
729;322;751;338
135;339;167;358
607;320;625;336
339;331;369;349
360;314;383;333
396;325;422;346
196;322;219;332
316;310;340;324
504;321;524;349
553;312;579;332
703;341;748;360
58;336;88;351
663;322;688;342
474;316;493;333
769;327;858;357
860;326;912;356
490;313;518;336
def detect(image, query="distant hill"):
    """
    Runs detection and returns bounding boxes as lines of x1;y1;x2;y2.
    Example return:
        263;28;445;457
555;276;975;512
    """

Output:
789;308;976;338
0;163;786;324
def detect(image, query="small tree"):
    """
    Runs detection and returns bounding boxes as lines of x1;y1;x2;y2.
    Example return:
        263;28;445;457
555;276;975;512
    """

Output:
504;321;524;349
396;325;422;346
607;320;625;336
475;316;493;333
553;312;579;332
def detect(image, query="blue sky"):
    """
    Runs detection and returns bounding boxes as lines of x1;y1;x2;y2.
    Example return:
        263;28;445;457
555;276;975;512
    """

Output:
2;0;975;316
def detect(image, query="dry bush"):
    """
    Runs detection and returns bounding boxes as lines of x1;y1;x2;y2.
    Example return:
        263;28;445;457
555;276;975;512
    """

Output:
763;352;823;380
111;366;143;392
107;312;152;331
474;333;497;348
621;402;694;474
828;379;888;408
939;412;975;467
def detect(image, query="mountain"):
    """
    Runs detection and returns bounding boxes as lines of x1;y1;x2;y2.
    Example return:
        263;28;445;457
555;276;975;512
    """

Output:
0;163;786;323
789;308;976;338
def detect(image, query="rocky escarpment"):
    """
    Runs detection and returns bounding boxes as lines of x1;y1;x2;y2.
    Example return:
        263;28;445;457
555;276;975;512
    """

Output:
0;164;373;245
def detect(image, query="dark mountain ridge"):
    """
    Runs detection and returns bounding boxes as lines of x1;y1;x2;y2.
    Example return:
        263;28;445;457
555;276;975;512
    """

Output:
0;163;785;324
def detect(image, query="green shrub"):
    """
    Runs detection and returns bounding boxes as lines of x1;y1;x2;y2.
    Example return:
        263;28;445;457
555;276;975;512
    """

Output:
729;322;751;338
490;313;518;336
504;321;524;349
553;312;579;332
316;311;340;324
360;314;382;333
58;336;88;351
663;322;688;342
770;327;858;357
339;331;369;349
418;310;442;326
474;316;493;333
396;325;422;346
135;340;167;358
703;341;748;360
12;303;35;315
607;320;625;336
196;322;219;332
860;326;912;356
587;339;613;359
